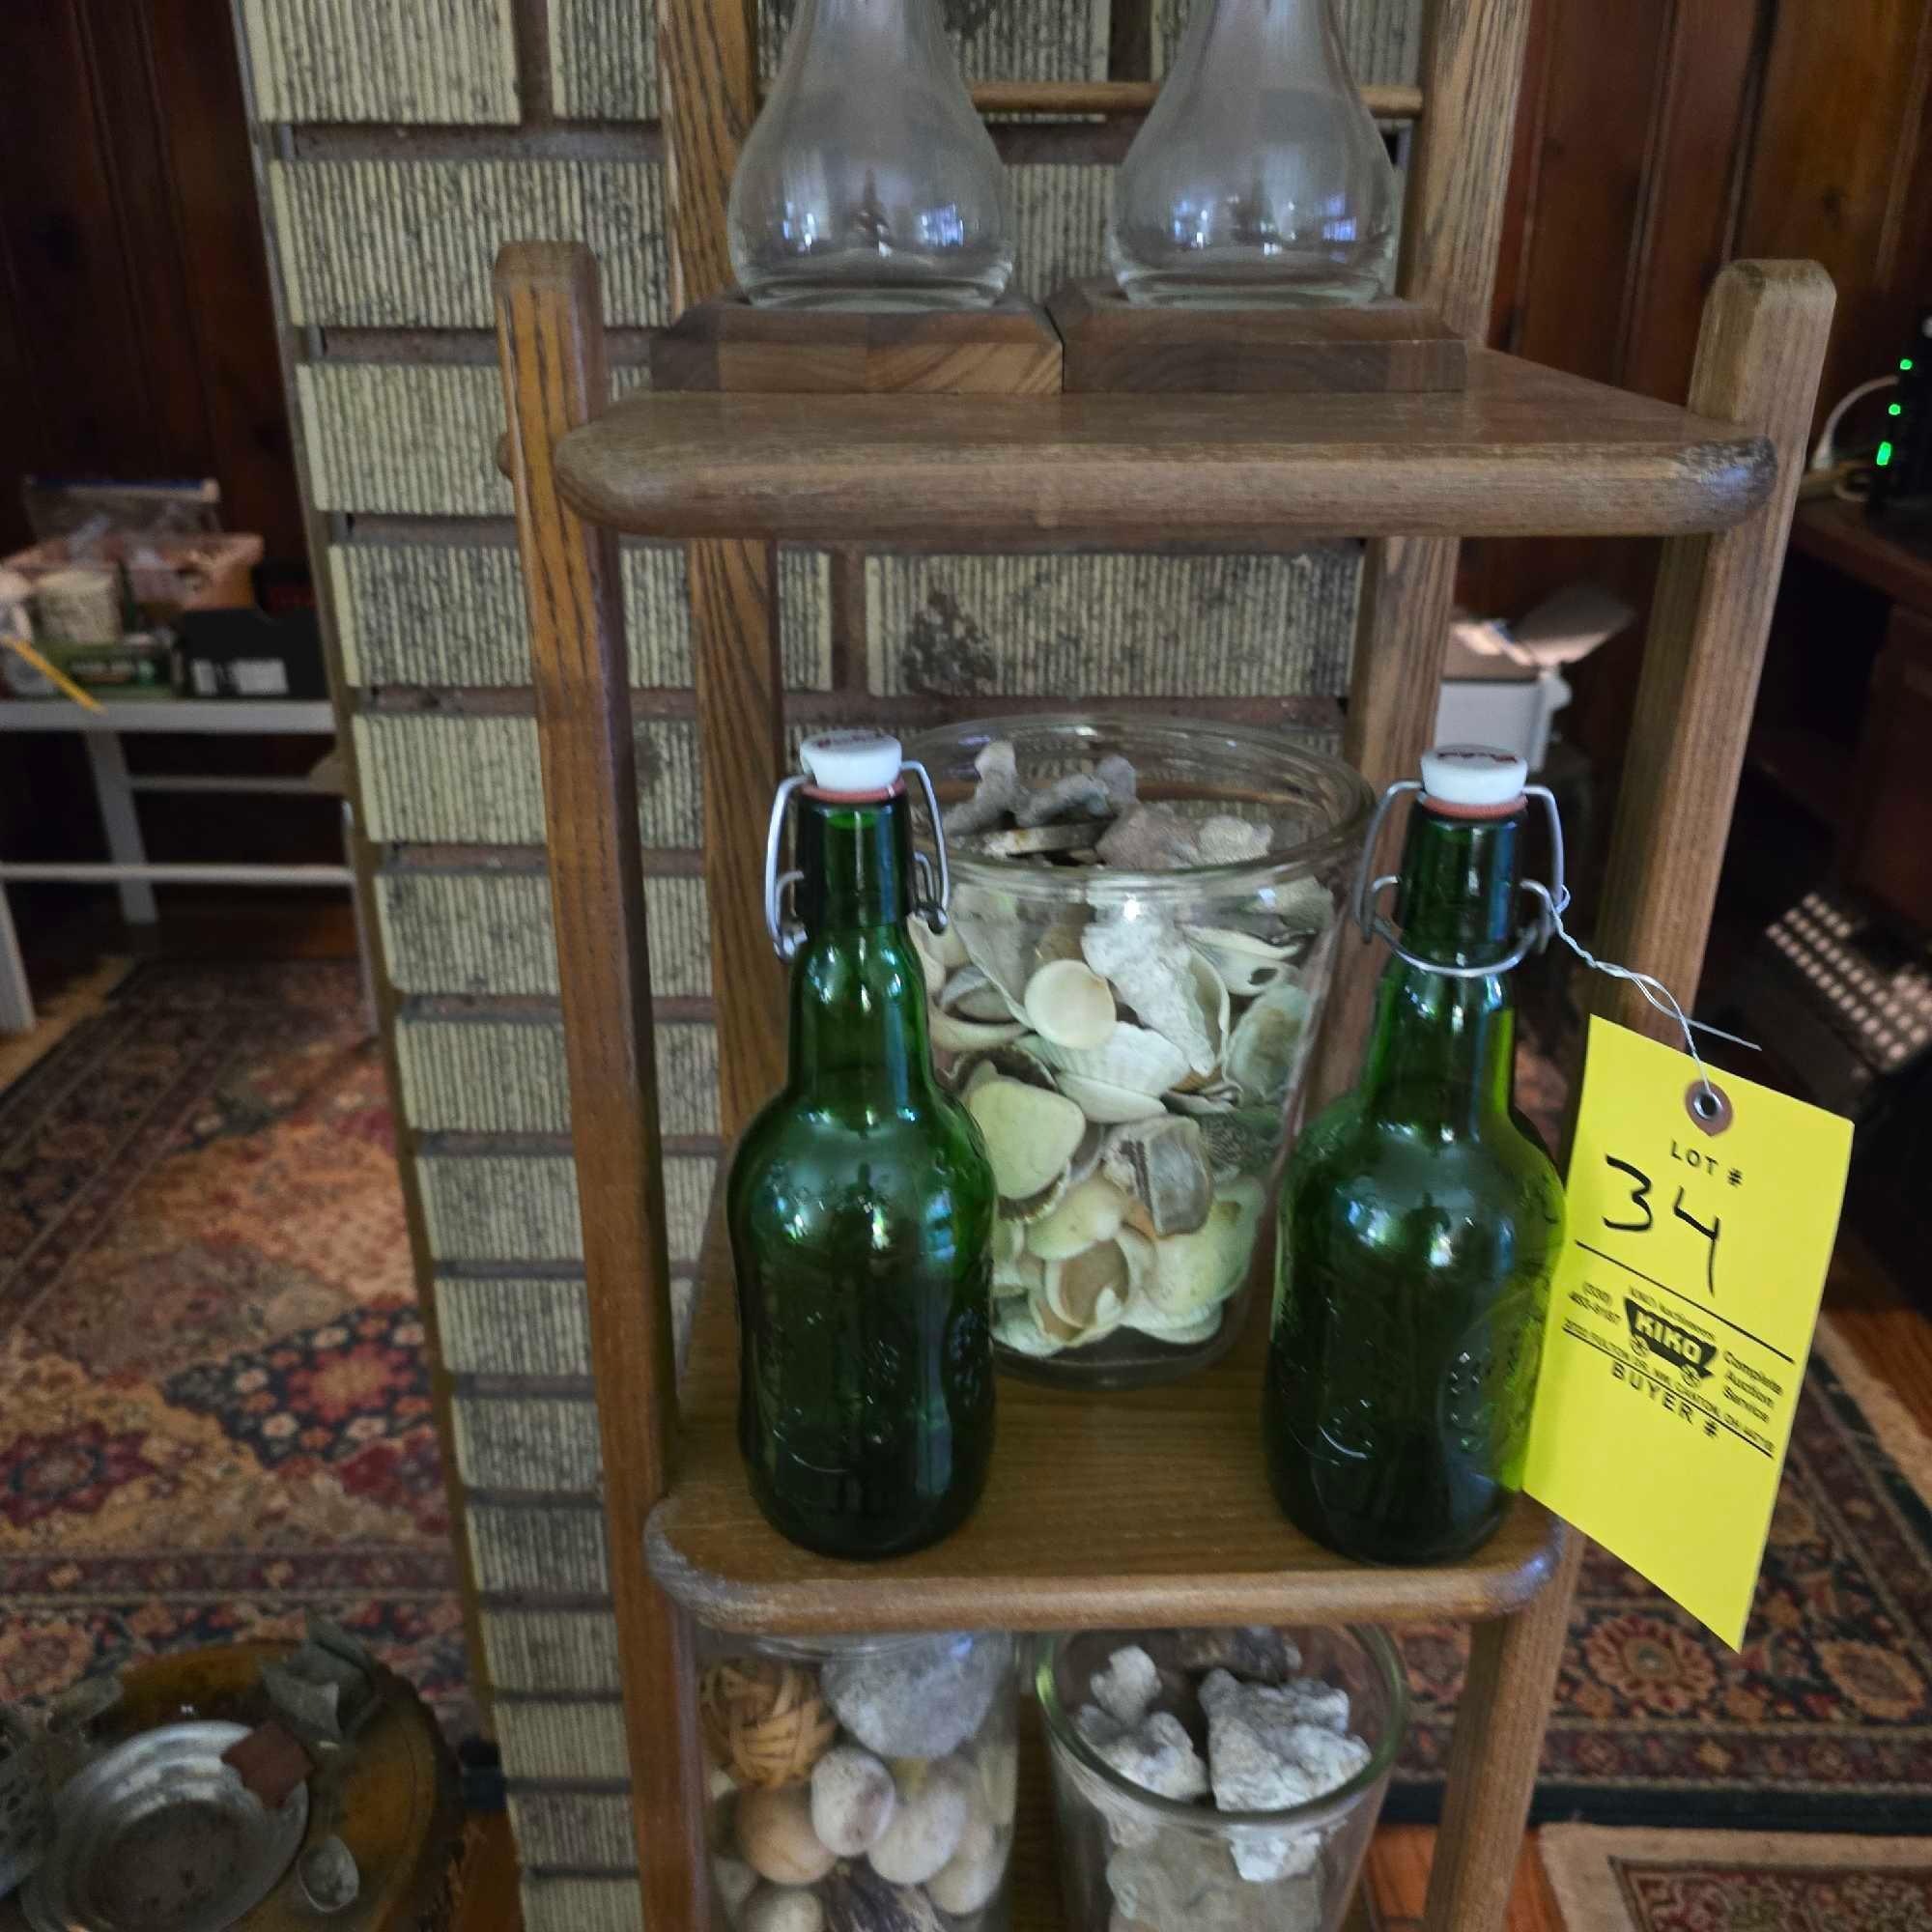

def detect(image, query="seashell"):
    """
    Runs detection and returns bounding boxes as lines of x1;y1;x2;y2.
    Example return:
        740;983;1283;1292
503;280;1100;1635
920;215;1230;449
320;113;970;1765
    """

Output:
1196;813;1272;865
1041;1228;1150;1341
1015;771;1115;827
1139;1179;1265;1320
1189;926;1294;998
953;899;1083;1011
1026;1176;1132;1261
993;1214;1026;1270
943;740;1022;837
939;965;1020;1024
929;1009;1026;1055
1188;950;1232;1074
972;820;1107;858
1169;1093;1283;1179
1022;958;1116;1051
1225;981;1315;1107
966;1078;1088;1218
1082;918;1220;1078
955;1040;1057;1096
1122;1302;1225;1348
1065;1118;1107;1187
993;1296;1068;1357
1095;803;1199;870
1026;1022;1189;1101
909;913;970;984
1100;1116;1213;1237
993;1247;1045;1298
1055;1074;1170;1124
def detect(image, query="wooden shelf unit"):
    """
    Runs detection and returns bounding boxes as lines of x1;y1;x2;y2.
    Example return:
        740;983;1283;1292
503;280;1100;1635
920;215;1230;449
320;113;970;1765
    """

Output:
487;2;1835;1925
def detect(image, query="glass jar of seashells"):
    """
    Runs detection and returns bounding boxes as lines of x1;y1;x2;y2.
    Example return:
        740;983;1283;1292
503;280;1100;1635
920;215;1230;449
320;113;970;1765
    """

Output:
902;716;1374;1388
700;1630;1020;1932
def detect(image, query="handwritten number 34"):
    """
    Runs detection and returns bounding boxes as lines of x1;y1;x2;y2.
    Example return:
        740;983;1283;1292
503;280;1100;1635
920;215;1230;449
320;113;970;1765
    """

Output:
1604;1156;1720;1296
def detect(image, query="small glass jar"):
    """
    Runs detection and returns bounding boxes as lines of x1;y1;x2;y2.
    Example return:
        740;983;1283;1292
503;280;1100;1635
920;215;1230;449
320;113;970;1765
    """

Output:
699;1630;1020;1932
904;715;1373;1389
1036;1626;1406;1932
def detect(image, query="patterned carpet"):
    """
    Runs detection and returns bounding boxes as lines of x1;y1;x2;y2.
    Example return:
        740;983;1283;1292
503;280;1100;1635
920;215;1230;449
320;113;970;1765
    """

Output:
1538;1826;1932;1929
0;958;473;1738
1;960;1928;1838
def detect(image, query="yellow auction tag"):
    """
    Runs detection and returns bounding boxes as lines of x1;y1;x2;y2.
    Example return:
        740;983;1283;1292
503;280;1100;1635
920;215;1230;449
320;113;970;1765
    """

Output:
1520;1016;1854;1648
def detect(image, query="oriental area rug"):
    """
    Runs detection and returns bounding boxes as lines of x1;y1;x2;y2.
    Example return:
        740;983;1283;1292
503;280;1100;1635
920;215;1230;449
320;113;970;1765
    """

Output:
0;958;473;1740
1;959;1928;1837
1537;1825;1932;1929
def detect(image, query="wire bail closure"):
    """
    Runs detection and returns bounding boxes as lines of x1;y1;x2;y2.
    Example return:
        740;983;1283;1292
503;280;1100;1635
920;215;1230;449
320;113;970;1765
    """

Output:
1349;778;1567;978
762;762;952;960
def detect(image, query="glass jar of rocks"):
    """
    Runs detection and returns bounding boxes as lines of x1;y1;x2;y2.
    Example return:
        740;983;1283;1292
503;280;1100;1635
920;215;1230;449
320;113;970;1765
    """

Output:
903;716;1374;1388
701;1630;1019;1932
1035;1626;1406;1932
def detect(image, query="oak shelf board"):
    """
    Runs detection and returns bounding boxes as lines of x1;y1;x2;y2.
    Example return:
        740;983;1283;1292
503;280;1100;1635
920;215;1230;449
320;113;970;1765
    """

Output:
553;351;1774;547
644;1229;1566;1636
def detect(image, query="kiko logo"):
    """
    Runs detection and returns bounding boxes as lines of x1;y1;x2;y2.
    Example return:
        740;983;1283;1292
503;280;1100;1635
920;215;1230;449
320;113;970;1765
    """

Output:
1624;1299;1717;1380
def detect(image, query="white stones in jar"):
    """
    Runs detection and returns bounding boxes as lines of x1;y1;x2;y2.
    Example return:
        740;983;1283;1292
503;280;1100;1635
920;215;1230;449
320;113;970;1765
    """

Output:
704;1636;1017;1932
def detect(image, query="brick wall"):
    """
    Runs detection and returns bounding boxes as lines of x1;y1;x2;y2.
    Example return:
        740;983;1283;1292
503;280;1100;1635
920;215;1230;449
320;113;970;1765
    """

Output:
230;2;1414;1922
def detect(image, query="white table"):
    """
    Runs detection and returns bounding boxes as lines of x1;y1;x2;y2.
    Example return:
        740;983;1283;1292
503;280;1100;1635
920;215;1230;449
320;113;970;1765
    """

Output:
0;699;355;1033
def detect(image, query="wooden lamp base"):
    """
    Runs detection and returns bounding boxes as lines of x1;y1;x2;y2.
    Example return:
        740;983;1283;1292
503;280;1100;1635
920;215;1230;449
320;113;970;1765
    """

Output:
1046;277;1469;394
649;295;1063;396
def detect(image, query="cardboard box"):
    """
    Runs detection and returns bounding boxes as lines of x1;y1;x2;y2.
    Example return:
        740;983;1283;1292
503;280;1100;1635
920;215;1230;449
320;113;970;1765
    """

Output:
1435;583;1635;769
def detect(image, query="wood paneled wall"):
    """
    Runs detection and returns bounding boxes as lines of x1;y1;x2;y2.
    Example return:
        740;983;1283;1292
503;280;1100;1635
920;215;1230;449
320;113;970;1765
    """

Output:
1471;0;1932;762
0;0;301;559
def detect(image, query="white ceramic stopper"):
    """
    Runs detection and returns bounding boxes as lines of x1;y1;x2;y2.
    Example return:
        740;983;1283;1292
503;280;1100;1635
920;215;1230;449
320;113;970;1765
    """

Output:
1421;744;1528;810
800;729;903;795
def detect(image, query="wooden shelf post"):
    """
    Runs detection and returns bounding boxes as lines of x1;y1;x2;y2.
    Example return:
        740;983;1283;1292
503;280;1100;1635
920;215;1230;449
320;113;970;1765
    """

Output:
494;241;710;1932
1417;259;1834;1932
658;0;791;1138
1308;0;1535;1112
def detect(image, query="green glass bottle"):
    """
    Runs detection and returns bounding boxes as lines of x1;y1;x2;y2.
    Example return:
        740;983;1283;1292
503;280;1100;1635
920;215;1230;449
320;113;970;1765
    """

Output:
728;731;997;1558
1264;746;1565;1565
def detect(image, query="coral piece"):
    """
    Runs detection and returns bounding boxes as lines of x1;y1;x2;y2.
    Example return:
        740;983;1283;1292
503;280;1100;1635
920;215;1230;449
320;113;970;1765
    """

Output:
1090;1646;1162;1729
1096;805;1201;870
944;741;1023;836
1195;816;1272;865
1081;919;1219;1078
1016;772;1117;827
1173;1630;1300;1683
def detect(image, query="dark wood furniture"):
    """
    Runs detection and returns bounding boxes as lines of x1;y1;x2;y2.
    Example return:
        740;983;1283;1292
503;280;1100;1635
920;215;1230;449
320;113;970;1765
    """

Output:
1784;500;1932;933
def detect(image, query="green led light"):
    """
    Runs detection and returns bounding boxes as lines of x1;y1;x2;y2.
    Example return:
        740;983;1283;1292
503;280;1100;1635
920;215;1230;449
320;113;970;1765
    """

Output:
1878;440;1895;468
1903;358;1917;372
1891;402;1905;416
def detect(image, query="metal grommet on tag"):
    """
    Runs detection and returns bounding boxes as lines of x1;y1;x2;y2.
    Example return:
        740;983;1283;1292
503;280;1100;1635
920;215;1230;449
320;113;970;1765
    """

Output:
1686;1080;1734;1136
